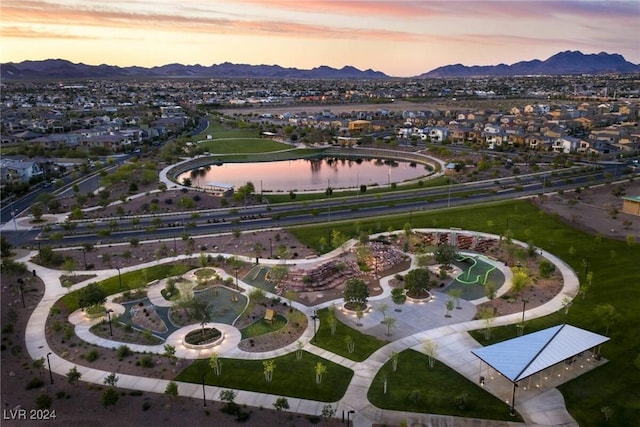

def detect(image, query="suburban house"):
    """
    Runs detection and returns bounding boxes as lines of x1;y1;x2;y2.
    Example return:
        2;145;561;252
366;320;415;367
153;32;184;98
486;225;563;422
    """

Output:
590;129;621;145
348;120;371;133
449;126;472;144
0;158;44;185
587;140;619;155
428;127;449;143
525;135;554;150
553;136;583;153
29;133;81;150
484;124;509;148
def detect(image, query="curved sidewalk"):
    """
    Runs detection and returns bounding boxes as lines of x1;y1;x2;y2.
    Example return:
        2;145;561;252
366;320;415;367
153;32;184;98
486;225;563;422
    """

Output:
19;230;580;427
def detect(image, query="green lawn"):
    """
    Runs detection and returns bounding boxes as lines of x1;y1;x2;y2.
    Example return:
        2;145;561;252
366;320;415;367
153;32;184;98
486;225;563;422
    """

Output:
313;308;388;362
368;349;520;421
191;118;260;140
292;199;640;426
240;315;287;339
265;176;451;204
176;351;353;402
204;122;260;139
197;138;290;154
59;264;195;312
202;149;323;164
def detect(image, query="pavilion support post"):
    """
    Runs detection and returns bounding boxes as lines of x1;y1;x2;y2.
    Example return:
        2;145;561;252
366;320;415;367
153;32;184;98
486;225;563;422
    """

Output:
510;382;518;416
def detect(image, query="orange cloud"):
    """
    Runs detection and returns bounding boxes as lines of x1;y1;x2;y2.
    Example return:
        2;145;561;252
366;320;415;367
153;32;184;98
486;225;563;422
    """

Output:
0;26;98;39
242;0;640;22
2;0;422;41
234;0;439;18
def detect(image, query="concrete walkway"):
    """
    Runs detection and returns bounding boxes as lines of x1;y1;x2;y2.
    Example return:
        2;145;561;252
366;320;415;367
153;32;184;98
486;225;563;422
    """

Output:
19;229;582;427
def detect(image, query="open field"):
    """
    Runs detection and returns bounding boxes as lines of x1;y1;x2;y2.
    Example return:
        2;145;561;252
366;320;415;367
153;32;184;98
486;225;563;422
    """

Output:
196;138;291;154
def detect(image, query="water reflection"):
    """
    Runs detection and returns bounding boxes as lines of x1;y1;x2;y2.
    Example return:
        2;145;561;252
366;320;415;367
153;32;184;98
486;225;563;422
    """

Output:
177;157;430;191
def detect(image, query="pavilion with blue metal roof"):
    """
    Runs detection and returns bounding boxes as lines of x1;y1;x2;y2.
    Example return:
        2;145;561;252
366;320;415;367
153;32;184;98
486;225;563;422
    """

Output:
472;324;609;415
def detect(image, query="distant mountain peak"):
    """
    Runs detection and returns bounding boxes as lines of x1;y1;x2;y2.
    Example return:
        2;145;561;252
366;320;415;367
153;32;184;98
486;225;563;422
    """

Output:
0;59;389;80
420;50;639;78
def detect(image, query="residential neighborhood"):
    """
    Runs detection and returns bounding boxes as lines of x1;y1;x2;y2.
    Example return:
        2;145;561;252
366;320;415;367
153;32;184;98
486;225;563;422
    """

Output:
1;75;639;195
1;73;639;427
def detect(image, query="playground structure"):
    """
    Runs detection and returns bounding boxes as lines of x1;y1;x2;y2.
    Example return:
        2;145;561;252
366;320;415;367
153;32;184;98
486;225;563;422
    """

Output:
454;254;497;286
244;243;409;295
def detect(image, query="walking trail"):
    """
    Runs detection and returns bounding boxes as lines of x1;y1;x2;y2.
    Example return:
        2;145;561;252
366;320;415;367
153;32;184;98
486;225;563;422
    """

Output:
20;229;583;427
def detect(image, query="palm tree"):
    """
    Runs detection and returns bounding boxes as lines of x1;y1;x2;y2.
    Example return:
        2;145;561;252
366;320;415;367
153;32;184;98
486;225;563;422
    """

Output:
381;316;396;336
263;360;276;383
62;258;77;277
209;352;223;375
423;340;438;368
314;362;327;384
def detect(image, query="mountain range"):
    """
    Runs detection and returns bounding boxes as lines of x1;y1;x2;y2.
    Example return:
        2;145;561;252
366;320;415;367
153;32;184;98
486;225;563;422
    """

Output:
1;51;638;80
421;51;640;77
0;60;387;80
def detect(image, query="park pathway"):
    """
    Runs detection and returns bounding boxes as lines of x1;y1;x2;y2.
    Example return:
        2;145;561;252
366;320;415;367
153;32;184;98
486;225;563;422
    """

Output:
18;231;581;427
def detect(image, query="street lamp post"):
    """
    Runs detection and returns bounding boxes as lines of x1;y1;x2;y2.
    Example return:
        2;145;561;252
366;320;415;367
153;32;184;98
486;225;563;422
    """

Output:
327;179;332;223
346;410;355;426
201;373;207;407
81;248;87;270
505;217;510;237
106;309;113;336
518;300;527;336
116;267;122;291
46;352;54;385
17;278;25;308
268;238;273;258
311;310;319;344
232;266;239;302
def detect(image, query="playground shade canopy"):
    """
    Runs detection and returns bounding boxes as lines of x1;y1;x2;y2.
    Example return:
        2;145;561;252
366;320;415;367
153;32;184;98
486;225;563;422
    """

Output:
472;324;609;382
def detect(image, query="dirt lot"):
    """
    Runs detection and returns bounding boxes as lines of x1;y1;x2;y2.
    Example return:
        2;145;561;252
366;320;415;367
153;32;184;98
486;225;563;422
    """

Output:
532;179;639;241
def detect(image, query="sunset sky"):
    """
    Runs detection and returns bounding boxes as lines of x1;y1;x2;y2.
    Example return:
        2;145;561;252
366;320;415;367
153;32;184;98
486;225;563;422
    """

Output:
2;0;639;77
